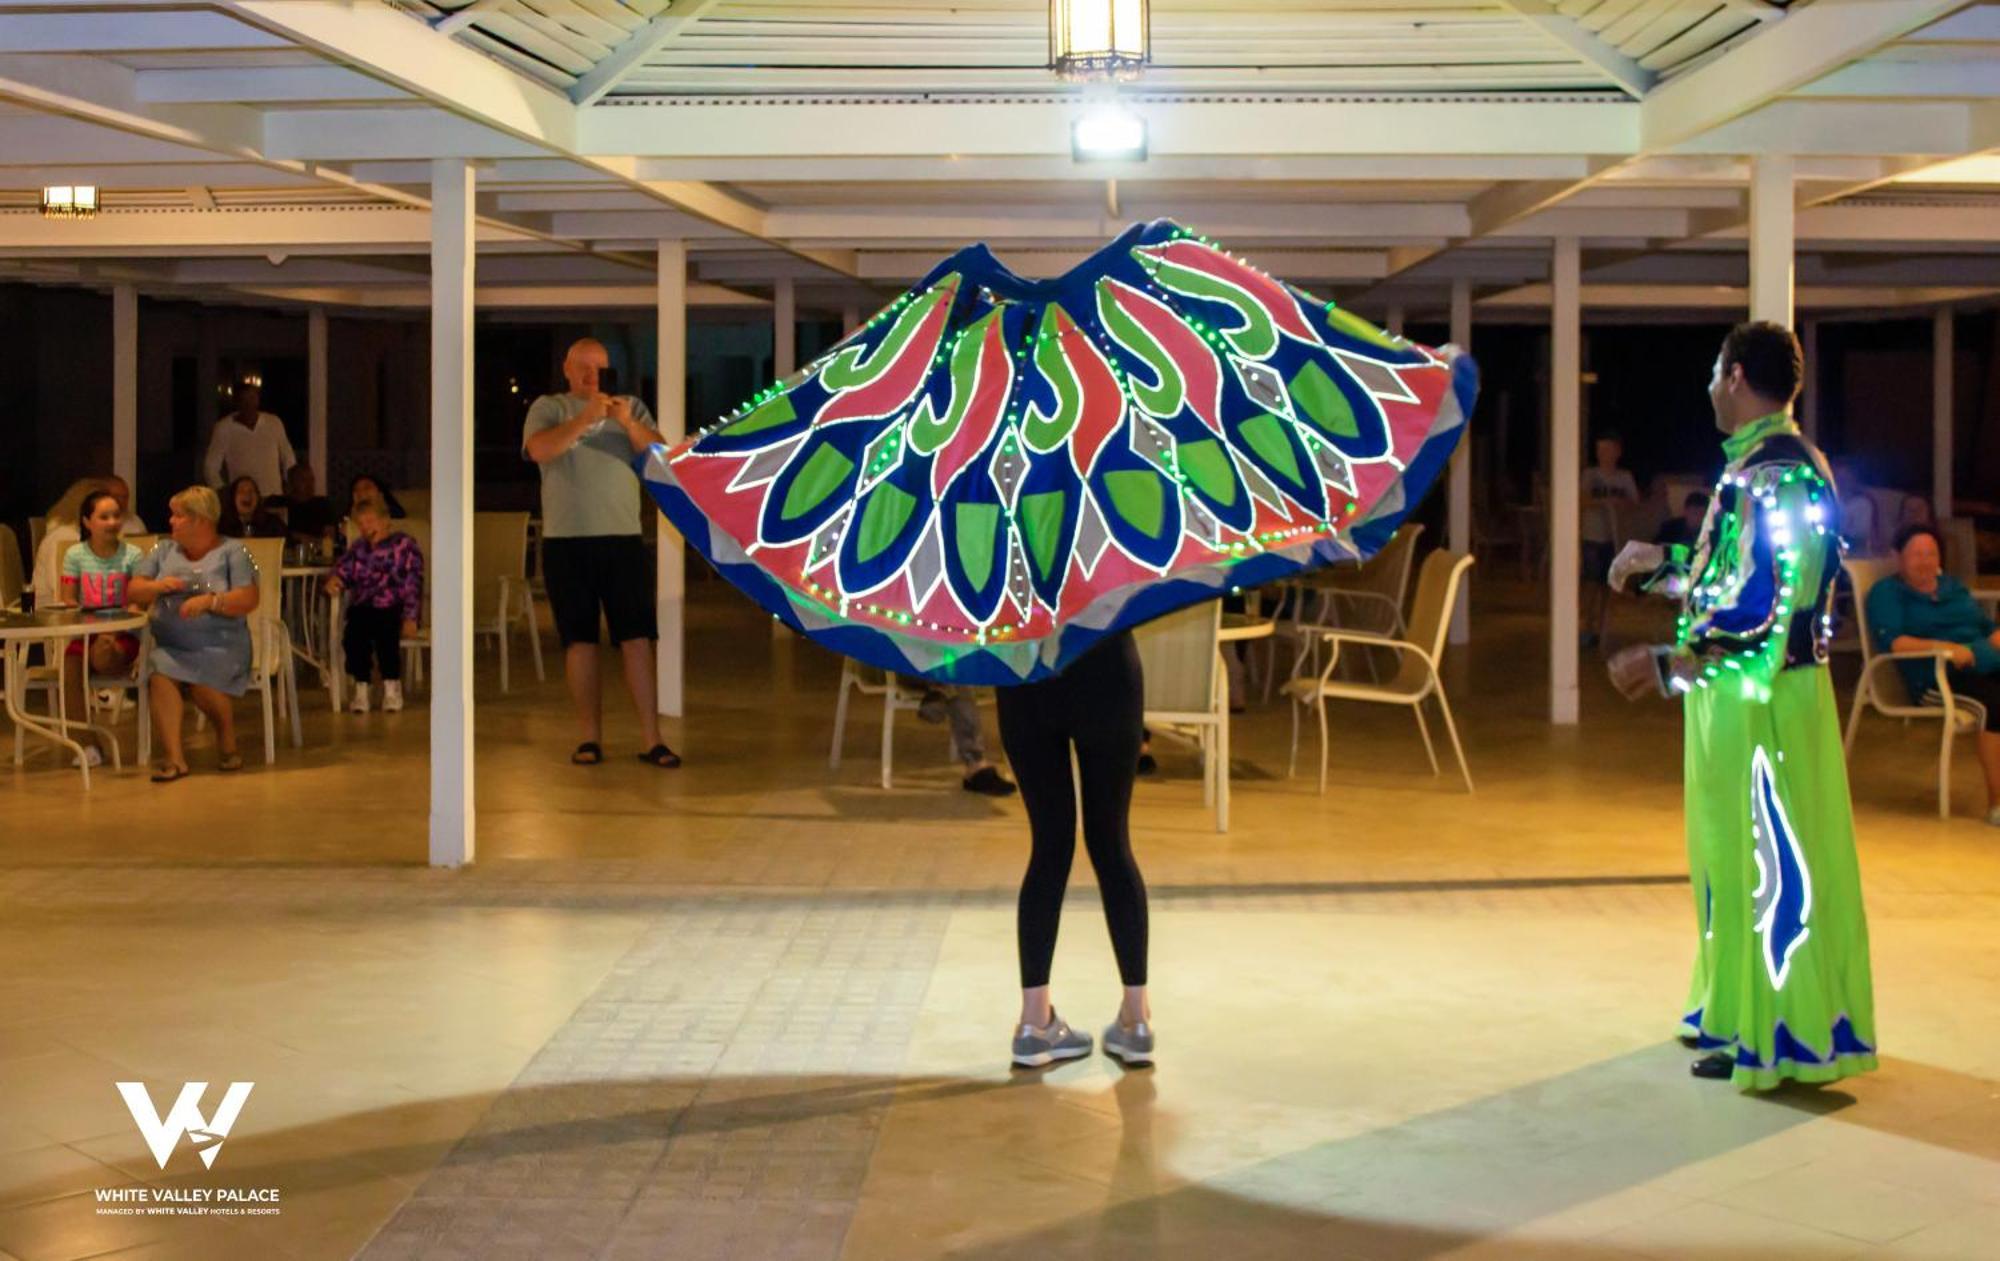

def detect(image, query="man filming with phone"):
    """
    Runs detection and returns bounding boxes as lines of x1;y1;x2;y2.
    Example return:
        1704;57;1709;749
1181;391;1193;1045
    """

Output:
523;337;682;769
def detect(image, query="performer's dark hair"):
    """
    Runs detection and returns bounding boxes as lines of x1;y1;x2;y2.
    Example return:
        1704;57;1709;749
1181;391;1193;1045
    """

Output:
1892;522;1943;556
1719;322;1803;405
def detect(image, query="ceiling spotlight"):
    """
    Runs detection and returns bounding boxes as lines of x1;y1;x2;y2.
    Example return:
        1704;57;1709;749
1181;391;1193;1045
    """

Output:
40;185;99;219
1050;0;1149;82
1072;105;1147;162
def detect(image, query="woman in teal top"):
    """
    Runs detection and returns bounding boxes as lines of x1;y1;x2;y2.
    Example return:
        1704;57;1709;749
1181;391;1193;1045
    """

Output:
1865;521;2000;825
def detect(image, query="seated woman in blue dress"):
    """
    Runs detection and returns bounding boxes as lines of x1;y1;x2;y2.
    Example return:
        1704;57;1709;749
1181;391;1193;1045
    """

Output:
126;485;261;782
1865;522;2000;826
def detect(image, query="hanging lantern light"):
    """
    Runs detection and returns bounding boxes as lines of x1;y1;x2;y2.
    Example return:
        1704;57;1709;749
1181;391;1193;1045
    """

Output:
40;185;100;219
1050;0;1149;82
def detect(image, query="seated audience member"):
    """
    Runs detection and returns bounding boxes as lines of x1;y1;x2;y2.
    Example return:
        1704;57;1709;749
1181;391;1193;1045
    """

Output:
1833;459;1881;555
57;488;145;767
1865;522;2000;826
325;499;422;715
102;475;149;535
1654;491;1711;549
31;477;107;608
219;475;287;539
273;463;339;549
1897;493;1934;534
346;473;406;525
126;486;259;782
907;682;1017;796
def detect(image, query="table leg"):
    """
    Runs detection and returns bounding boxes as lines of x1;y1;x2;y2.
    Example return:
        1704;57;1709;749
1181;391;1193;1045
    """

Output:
3;640;99;788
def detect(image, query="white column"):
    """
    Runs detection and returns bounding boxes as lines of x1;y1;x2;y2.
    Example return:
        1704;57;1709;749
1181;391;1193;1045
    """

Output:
1386;304;1405;338
307;307;329;481
428;157;476;868
112;283;137;494
1748;155;1795;327
656;240;688;718
773;276;797;378
1799;317;1819;441
770;275;798;639
1934;305;1954;519
1448;278;1473;644
1549;238;1581;726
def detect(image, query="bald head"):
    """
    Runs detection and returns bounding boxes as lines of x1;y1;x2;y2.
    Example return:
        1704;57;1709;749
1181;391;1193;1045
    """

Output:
562;338;609;397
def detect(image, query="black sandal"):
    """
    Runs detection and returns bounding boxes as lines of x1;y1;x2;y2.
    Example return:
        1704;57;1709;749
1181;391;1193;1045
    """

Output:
151;763;189;783
637;743;682;769
570;742;603;765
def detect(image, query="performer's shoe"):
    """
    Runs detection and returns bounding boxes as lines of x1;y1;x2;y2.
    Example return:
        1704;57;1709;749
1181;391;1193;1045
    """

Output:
1689;1052;1735;1080
1677;1034;1700;1050
1102;1019;1154;1068
1011;1012;1092;1069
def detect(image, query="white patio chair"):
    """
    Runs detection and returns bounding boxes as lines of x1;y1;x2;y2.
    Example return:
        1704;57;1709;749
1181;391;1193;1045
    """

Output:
1137;601;1230;833
1264;522;1424;700
393;519;433;692
828;660;930;790
1285;549;1475;794
243;538;303;764
474;511;544;692
1842;557;1983;820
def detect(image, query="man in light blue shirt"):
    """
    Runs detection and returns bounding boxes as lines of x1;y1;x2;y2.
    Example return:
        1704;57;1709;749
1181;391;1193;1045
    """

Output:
523;338;680;768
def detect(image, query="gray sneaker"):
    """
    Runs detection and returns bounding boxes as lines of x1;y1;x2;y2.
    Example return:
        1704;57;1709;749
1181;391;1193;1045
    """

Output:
1102;1020;1155;1067
1011;1013;1092;1068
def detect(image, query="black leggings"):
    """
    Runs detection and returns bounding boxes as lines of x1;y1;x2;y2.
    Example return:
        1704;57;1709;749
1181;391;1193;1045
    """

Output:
997;631;1148;988
344;604;403;683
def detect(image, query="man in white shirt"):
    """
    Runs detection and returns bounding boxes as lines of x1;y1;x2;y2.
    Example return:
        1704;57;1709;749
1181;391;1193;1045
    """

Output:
202;382;297;496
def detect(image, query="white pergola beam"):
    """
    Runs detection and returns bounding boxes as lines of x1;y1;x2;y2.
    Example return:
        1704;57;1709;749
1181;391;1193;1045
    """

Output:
136;66;411;104
1495;0;1658;98
223;0;578;148
0;11;286;51
631;155;1600;184
571;0;722;107
577;99;1640;159
1640;0;1979;152
0;208;537;251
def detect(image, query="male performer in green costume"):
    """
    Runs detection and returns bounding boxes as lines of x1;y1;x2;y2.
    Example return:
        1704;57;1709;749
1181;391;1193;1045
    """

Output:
1610;322;1877;1090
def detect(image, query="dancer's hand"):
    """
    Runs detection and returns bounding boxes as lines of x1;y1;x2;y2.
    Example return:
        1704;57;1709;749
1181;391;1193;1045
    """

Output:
1608;644;1665;701
1608;541;1665;595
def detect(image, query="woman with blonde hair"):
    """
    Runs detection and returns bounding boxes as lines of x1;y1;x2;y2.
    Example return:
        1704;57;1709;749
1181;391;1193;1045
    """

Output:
127;485;260;781
31;476;108;607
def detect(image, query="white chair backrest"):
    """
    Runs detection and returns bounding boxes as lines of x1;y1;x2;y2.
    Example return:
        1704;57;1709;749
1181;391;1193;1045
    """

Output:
1940;517;1979;588
396;489;432;522
1136;601;1221;715
1355;522;1425;604
472;511;529;620
1844;557;1911;707
1396;549;1473;690
241;536;285;680
28;516;46;559
398;519;432;627
0;524;21;609
125;534;160;556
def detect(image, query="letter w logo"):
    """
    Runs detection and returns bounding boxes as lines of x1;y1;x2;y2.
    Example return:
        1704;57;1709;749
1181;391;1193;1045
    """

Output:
116;1082;254;1170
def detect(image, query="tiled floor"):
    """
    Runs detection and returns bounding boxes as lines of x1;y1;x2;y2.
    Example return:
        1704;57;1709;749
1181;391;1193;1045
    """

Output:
1;576;1996;1260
